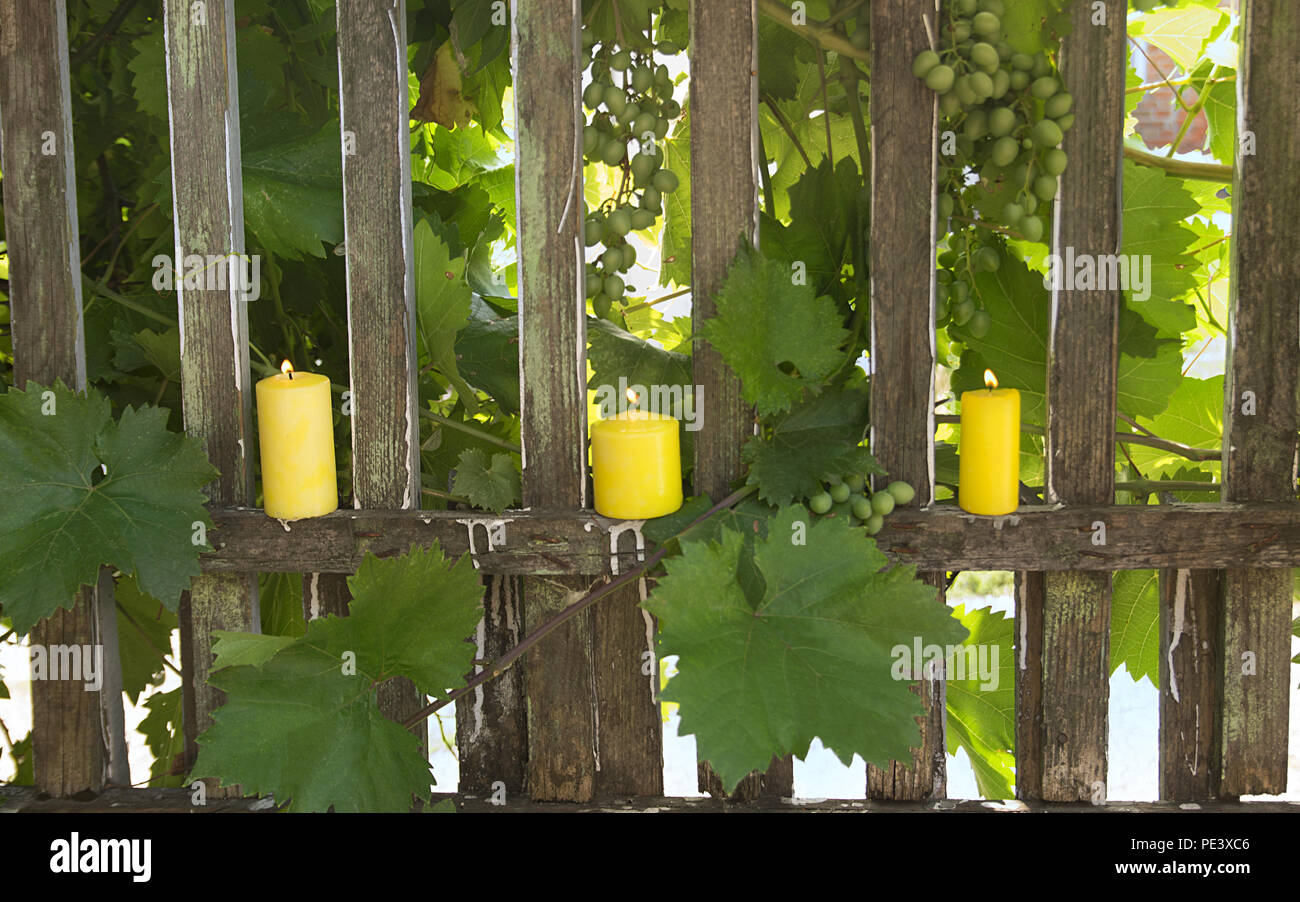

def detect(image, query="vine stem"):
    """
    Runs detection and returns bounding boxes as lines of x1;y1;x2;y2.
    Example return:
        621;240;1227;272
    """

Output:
756;0;868;63
1123;145;1230;182
401;484;759;729
418;409;521;453
621;287;690;314
934;413;1220;461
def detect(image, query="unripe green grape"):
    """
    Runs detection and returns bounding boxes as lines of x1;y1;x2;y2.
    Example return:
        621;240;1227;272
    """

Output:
620;243;637;271
949;279;970;303
830;482;852;504
1019;215;1044;242
990;135;1019;166
1009;70;1029;91
606;208;631;236
653;118;670;139
631;153;655;187
662;99;682;119
583;81;605;109
1033;174;1058;202
652;169;679;193
846;473;866;493
990;68;1011;99
1055;113;1075;132
975;245;1001;271
1044;92;1073;119
632;112;656;136
925;64;955;93
937;193;954;223
655;64;671;86
937;268;954;285
963;109;988;140
870;491;895;516
935;294;951;321
601;246;623;269
953;297;975;326
968;71;994;100
956;0;977;14
1002;201;1023;224
1030;76;1060;99
600;138;626;166
913;50;941;79
632;66;654;92
1022;137;1033;150
886;480;916;505
970;42;999;71
851;496;874;520
996;40;1013;60
583;124;601;155
939;93;962;116
585;271;600;298
1032;119;1063;147
808;492;833;515
968;309;992;338
1010;53;1034;71
630;208;656;230
864;514;885;535
658;40;681;54
640;185;662;213
938;249;959;268
987;106;1016;137
603;273;625;299
1031;52;1050;77
603;85;626;116
1020;192;1038;215
1042;147;1068;176
610;50;631;70
584;218;603;246
972;11;1000;37
952;22;971;42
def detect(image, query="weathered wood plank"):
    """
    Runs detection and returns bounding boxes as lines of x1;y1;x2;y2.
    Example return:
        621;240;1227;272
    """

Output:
0;0;105;796
690;0;789;800
1032;0;1126;802
865;0;944;802
336;0;423;739
514;0;594;802
1215;0;1300;798
456;575;527;796
1013;570;1045;801
1158;569;1220;800
595;578;663;797
162;0;259;793
204;502;1300;573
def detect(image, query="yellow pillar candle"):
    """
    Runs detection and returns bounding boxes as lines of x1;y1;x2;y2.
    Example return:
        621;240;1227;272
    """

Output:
590;411;683;519
958;369;1020;516
256;361;339;519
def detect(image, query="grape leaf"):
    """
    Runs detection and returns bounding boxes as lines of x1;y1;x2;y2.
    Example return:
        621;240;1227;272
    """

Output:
194;544;484;811
455;305;520;415
1126;375;1222;477
1128;5;1225;73
242;123;344;260
1201;70;1235;166
0;383;217;637
741;382;880;506
139;687;187;788
644;506;966;794
1110;570;1160;685
114;574;178;704
659;107;692;289
1122;161;1199;310
451;448;520;513
700;240;849;417
260;571;306;638
415;219;477;411
587;316;692;394
944;604;1016;800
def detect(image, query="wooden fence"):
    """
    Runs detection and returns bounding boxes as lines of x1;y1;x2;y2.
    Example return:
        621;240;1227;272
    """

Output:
0;0;1295;807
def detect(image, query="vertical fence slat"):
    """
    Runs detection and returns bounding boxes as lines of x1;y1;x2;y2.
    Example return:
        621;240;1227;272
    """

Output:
1013;571;1045;799
689;0;791;801
1035;0;1126;801
1216;0;1300;796
162;0;258;787
1158;568;1220;799
595;578;663;796
514;0;595;802
456;575;527;795
336;0;424;740
866;0;945;802
0;0;107;796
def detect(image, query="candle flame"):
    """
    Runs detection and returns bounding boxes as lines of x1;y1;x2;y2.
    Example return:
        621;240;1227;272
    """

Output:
626;387;639;405
281;359;294;380
984;369;998;390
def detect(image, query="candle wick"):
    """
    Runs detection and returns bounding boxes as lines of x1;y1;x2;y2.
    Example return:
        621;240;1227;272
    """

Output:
288;371;293;380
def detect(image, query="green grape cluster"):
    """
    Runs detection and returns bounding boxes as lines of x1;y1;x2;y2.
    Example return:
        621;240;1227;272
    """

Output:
912;0;1074;335
580;31;682;319
806;475;915;536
